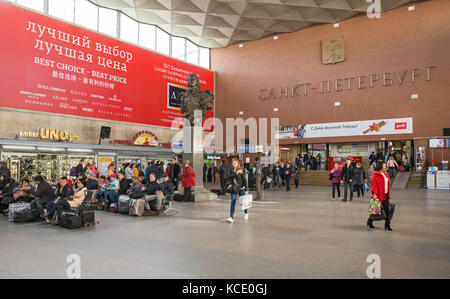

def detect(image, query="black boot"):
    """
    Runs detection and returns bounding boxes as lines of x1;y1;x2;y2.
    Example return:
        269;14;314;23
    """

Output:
384;220;393;231
367;219;375;230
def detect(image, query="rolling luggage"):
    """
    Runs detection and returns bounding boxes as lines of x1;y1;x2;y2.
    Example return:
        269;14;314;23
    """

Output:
60;214;83;229
79;203;95;226
8;202;31;222
129;198;145;216
118;195;131;214
13;208;38;223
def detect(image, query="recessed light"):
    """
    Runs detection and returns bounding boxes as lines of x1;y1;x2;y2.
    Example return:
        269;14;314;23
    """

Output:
273;108;278;112
239;111;244;115
238;44;244;48
273;36;278;40
333;23;339;28
411;94;418;99
334;101;341;106
408;5;415;11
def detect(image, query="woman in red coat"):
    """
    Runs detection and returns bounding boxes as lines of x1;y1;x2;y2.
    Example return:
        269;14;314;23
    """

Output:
181;161;195;202
367;161;393;231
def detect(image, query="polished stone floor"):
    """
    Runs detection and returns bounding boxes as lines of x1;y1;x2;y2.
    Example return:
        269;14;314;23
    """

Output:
0;185;449;279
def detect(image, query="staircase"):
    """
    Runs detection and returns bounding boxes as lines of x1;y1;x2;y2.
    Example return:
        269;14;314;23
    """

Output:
406;172;425;189
298;170;331;186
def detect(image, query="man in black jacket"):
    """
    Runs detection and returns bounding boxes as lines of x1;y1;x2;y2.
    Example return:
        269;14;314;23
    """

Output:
118;171;131;196
340;158;354;202
76;159;85;177
25;176;57;220
142;173;164;210
44;177;74;223
169;157;180;190
0;175;20;213
161;174;175;197
86;172;99;190
219;160;228;194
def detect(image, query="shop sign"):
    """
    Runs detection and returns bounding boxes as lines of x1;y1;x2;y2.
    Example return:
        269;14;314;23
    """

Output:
275;117;413;139
98;156;114;177
114;131;159;146
19;128;79;141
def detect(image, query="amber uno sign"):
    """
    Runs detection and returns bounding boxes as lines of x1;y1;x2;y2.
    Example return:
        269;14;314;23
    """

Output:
258;66;436;100
19;128;79;141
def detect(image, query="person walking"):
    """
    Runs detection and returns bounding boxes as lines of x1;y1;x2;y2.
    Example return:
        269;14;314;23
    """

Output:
369;151;377;165
226;158;249;223
254;157;262;200
367;161;393;231
219;160;228;195
340;158;354;202
181;161;195;202
329;163;342;201
293;166;300;189
352;162;367;198
316;153;322;170
272;162;281;188
387;156;398;180
284;162;293;191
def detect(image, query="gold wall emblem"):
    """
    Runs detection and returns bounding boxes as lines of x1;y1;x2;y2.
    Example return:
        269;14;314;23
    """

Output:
321;36;345;64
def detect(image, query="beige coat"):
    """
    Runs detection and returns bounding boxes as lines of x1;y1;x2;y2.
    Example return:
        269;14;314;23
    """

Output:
69;187;87;208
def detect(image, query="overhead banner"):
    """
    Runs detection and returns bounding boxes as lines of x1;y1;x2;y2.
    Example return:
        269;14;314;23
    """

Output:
0;2;214;128
276;117;413;139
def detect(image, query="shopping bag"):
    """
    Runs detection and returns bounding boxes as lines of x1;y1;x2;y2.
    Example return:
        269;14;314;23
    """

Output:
364;182;370;192
238;194;253;211
369;198;381;215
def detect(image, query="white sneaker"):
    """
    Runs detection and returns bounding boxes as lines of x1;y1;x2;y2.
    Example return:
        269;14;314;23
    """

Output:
244;214;249;220
226;217;234;223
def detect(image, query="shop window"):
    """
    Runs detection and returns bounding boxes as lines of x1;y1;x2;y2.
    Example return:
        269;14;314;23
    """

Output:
139;23;156;50
75;0;98;31
49;0;75;22
98;7;117;37
17;0;44;12
120;13;138;44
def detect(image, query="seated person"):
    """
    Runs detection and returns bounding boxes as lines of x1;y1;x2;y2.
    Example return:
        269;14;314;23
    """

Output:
102;173;119;209
13;178;34;203
161;174;175;197
127;176;144;199
142;173;164;210
86;172;99;190
43;176;74;224
53;178;87;225
96;175;108;201
24;175;57;220
118;171;131;197
0;175;20;214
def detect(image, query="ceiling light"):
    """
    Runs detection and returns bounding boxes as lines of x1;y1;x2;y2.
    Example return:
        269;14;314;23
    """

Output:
408;5;415;11
2;145;36;150
238;44;244;48
273;36;278;40
334;23;339;28
37;147;66;152
67;148;93;153
239;111;244;115
273;108;278;112
411;94;418;99
334;101;341;106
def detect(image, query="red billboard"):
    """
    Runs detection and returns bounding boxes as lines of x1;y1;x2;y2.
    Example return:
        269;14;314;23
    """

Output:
0;2;214;128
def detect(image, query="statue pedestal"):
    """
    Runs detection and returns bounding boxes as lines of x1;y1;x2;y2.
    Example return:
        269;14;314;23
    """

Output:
185;126;217;202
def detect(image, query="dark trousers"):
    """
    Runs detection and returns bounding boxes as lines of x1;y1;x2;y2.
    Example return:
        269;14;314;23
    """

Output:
46;200;56;217
171;178;178;191
285;177;291;191
355;184;364;197
294;178;299;189
343;181;353;201
332;183;341;199
31;198;45;218
368;193;391;226
220;178;227;194
184;187;192;202
56;199;73;221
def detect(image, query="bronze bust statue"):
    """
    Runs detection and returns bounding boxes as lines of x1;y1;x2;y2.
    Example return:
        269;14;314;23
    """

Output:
180;73;214;125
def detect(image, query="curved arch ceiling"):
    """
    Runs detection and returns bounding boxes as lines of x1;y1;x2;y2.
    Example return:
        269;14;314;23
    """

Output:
92;0;423;48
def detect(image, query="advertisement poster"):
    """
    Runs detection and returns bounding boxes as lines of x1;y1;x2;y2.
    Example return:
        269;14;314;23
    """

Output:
98;156;114;177
0;2;214;128
275;118;413;139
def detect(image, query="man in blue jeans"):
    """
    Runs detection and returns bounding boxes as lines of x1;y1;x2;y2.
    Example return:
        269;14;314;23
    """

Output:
272;162;281;188
340;158;354;202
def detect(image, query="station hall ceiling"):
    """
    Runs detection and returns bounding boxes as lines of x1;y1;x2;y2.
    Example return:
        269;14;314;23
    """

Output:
92;0;424;48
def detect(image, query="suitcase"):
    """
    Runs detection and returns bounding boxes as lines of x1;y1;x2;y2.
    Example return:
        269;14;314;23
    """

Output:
129;198;145;216
60;214;83;229
13;208;38;223
118;195;131;214
79;203;95;226
8;202;31;222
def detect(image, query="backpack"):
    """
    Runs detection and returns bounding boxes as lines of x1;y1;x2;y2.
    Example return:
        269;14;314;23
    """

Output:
70;166;77;177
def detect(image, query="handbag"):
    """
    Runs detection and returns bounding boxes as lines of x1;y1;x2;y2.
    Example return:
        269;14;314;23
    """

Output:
238;194;253;211
364;182;370;192
369;197;381;215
